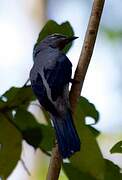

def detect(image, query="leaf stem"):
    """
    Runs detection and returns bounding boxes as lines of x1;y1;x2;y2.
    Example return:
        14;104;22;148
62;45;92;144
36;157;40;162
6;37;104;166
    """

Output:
21;159;31;176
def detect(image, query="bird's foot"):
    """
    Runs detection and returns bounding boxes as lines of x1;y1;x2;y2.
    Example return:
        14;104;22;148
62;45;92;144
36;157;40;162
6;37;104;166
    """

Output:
70;79;81;84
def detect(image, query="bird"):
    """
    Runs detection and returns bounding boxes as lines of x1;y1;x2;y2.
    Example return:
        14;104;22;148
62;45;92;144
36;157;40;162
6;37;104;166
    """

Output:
30;33;80;158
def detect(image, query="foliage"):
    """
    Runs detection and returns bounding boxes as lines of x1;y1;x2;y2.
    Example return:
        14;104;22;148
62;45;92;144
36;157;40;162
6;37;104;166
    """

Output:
63;162;96;180
0;113;22;179
69;97;105;180
110;141;122;154
0;20;121;179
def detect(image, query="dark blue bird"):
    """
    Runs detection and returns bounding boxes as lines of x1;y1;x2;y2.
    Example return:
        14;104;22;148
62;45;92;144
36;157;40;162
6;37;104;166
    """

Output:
30;34;80;158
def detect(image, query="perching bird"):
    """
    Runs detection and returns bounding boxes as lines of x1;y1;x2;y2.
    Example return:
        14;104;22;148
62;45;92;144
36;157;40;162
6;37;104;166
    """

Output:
30;33;80;158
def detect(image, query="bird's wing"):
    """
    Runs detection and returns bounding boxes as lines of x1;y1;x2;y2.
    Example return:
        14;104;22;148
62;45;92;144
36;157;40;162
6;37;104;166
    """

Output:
43;53;72;101
30;71;58;115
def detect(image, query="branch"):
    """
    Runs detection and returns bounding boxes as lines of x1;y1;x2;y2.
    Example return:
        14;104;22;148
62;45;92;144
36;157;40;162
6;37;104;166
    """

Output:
46;144;62;180
70;0;105;112
46;0;105;179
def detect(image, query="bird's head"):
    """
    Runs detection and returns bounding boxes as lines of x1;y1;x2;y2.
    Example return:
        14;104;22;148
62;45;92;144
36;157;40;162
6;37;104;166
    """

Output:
42;33;78;50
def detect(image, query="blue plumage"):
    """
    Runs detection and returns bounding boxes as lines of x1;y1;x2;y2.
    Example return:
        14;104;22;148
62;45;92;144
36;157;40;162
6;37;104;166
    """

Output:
43;54;72;101
30;34;80;158
52;110;80;158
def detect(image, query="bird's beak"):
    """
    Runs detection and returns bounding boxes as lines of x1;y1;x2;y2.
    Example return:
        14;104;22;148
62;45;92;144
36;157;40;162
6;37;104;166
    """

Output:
65;36;78;44
58;36;79;50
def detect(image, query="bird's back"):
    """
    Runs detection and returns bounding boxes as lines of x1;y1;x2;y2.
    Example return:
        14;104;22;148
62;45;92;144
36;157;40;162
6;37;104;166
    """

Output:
30;34;80;158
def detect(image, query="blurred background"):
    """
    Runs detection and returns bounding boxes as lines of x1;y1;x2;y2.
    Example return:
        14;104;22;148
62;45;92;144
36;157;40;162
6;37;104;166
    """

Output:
0;0;122;179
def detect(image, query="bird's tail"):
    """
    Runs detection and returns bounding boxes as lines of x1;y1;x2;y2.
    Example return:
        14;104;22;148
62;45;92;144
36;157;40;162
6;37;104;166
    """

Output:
52;110;80;158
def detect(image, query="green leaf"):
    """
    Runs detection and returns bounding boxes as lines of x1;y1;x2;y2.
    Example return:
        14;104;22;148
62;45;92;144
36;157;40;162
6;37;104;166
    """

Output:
87;125;100;137
0;113;22;179
110;141;122;154
35;20;74;53
63;163;96;180
14;109;54;151
104;159;122;180
13;108;44;148
0;99;6;109
14;109;40;131
70;97;104;180
79;96;99;124
39;125;55;152
0;86;35;110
